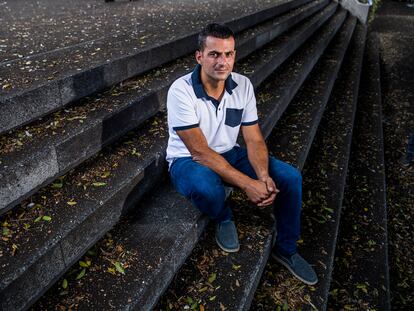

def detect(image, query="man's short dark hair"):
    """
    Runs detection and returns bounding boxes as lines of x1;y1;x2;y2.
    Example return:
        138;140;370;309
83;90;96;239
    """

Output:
198;23;235;51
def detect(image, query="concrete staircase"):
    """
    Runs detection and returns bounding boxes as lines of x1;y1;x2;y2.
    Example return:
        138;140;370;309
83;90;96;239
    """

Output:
0;0;391;310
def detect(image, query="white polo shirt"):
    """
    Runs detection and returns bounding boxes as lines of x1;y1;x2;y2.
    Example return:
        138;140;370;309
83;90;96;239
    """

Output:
166;64;258;166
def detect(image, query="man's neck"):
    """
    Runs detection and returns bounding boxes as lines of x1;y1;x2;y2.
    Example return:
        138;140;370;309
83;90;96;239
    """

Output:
201;70;225;101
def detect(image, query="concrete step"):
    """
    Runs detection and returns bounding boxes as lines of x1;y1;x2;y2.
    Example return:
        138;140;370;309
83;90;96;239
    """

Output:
298;22;367;311
32;183;209;311
5;11;346;310
0;6;338;308
266;16;355;171
272;22;366;311
250;15;359;308
256;5;347;139
0;0;313;134
0;114;168;311
251;17;363;311
0;0;301;63
155;12;356;311
327;33;391;311
0;0;332;216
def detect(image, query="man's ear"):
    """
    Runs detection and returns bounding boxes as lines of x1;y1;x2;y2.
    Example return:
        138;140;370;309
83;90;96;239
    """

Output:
195;50;202;64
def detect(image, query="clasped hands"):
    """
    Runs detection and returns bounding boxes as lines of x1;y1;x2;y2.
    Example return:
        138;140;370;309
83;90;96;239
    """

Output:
244;175;279;207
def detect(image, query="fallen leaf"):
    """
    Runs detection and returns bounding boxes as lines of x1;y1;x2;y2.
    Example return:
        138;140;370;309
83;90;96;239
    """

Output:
208;273;216;284
92;182;107;187
62;279;68;289
75;268;86;280
114;261;125;274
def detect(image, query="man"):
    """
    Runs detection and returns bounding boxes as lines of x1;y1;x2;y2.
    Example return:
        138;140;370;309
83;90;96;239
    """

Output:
166;23;317;285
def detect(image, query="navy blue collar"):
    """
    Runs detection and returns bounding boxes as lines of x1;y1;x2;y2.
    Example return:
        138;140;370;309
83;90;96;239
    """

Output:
191;64;238;100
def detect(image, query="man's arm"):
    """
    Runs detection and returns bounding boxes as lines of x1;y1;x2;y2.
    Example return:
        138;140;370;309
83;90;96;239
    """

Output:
242;123;278;206
176;127;271;204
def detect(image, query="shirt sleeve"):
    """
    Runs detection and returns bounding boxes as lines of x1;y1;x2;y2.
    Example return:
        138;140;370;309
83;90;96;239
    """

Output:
167;82;199;131
241;79;258;126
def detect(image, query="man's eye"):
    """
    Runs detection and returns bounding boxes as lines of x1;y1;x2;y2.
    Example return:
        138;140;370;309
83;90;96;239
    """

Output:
210;52;218;58
226;52;234;57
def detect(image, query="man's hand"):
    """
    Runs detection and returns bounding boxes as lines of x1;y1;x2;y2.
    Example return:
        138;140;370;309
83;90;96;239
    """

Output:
257;176;279;207
243;176;279;206
244;179;272;204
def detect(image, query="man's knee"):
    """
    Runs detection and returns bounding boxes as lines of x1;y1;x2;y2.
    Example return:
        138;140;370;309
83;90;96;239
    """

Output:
269;159;302;190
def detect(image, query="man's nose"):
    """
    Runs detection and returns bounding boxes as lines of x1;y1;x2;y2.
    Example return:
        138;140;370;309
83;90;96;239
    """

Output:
217;53;227;64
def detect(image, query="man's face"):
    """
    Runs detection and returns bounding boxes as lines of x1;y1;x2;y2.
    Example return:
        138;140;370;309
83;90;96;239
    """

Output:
196;35;236;83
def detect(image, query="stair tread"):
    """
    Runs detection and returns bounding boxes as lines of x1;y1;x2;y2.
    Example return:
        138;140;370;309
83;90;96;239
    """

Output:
32;183;209;310
267;13;355;169
0;0;312;134
0;114;169;303
252;17;366;310
327;33;391;311
252;22;367;311
299;23;367;311
0;0;288;62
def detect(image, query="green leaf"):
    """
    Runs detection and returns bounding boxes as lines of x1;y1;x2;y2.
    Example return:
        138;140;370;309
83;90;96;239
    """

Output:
186;296;194;305
34;216;42;223
2;227;10;236
51;182;63;189
209;296;216;301
208;273;216;284
232;264;241;270
75;268;86;280
79;261;89;268
101;171;111;178
62;279;68;289
107;267;116;275
67;200;77;206
92;182;107;187
42;216;52;221
282;301;289;310
323;207;334;213
114;261;125;274
198;286;208;293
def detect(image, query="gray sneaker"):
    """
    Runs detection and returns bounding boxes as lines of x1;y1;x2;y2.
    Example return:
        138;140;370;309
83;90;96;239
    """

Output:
215;220;240;252
272;250;318;285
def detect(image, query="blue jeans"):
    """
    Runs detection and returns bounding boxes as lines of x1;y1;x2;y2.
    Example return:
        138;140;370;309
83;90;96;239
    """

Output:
169;146;302;256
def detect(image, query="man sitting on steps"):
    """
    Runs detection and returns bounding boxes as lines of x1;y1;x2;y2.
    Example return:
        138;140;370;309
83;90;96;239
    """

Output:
166;23;318;285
